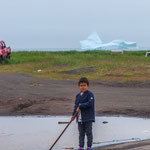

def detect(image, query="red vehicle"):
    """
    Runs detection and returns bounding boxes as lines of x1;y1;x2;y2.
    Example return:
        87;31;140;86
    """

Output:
0;41;11;63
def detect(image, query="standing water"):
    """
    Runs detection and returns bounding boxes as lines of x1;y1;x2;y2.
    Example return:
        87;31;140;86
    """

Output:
0;116;150;150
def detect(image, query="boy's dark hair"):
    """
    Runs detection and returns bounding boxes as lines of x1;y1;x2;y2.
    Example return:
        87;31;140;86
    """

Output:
78;77;89;86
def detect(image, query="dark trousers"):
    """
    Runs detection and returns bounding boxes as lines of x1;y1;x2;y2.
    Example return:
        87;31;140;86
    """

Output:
78;121;93;148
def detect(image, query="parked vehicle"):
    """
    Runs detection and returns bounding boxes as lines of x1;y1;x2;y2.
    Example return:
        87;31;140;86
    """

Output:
0;41;11;63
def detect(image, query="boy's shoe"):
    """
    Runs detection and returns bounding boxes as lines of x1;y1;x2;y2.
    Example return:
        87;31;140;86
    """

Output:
78;148;84;150
87;147;92;150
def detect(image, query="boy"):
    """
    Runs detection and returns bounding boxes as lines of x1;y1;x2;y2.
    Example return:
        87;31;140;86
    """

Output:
71;77;95;150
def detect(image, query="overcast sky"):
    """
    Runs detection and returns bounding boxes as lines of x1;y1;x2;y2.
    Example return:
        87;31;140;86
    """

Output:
0;0;150;49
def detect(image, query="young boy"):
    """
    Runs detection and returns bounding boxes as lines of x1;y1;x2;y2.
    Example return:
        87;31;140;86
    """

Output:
71;77;95;150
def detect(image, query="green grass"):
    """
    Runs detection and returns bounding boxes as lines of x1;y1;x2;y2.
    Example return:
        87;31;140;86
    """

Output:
0;50;150;82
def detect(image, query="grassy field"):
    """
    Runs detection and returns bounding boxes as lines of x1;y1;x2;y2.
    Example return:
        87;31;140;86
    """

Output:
0;50;150;82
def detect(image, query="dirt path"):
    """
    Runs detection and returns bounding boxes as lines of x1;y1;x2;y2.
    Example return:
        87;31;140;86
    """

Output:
0;73;150;117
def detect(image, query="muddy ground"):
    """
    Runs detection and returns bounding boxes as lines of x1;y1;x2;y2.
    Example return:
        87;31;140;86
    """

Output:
0;73;150;118
93;139;150;150
1;73;150;150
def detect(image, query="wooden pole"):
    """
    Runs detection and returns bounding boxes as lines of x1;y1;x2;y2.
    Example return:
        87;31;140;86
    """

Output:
49;111;78;150
58;122;70;124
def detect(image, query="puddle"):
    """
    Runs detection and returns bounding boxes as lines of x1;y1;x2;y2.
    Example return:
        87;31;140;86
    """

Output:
0;116;150;150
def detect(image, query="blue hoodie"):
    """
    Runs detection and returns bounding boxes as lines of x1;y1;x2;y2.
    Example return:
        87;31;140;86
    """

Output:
72;90;95;122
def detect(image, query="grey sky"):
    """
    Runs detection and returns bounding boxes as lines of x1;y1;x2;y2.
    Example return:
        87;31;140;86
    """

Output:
0;0;150;49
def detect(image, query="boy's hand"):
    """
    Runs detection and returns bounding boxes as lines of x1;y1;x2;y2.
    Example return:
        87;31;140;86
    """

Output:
76;107;80;112
71;107;80;121
71;116;75;121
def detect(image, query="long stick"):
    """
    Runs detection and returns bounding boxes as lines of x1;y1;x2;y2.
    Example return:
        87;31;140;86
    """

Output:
58;122;69;124
49;111;78;150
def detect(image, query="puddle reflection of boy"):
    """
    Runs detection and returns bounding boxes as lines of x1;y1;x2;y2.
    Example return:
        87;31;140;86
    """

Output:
71;77;95;150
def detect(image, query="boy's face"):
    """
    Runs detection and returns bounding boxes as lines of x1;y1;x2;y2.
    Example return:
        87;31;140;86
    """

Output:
79;82;89;93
